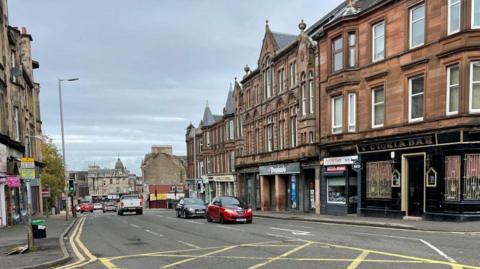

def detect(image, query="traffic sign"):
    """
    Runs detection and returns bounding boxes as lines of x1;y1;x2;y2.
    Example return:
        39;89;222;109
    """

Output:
42;188;50;198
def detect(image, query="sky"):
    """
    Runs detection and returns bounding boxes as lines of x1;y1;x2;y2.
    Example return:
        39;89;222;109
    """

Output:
8;0;343;175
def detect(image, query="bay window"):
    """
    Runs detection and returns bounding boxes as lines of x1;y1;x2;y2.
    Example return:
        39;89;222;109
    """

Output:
372;87;384;128
447;65;460;115
472;0;480;29
409;75;425;122
372;21;385;62
409;3;425;48
332;96;343;134
448;0;461;34
470;61;480;113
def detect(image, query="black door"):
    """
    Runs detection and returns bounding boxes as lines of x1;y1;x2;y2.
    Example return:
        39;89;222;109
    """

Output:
408;156;424;217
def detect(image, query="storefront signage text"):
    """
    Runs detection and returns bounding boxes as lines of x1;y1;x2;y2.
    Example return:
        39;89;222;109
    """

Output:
358;135;435;153
323;156;358;166
326;166;347;172
259;163;300;175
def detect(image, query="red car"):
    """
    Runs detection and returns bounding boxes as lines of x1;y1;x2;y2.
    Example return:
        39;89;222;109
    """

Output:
79;202;94;213
206;196;252;224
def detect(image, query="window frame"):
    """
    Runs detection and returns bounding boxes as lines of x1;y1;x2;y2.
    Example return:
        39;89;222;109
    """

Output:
409;3;425;49
470;61;480;113
372;21;386;62
309;78;314;114
348;32;357;68
348;93;356;132
332;36;344;72
446;65;460;115
472;0;480;29
408;75;425;122
371;87;385;128
448;0;461;35
332;95;343;134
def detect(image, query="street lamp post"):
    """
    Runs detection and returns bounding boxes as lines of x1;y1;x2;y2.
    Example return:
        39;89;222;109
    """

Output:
58;78;78;221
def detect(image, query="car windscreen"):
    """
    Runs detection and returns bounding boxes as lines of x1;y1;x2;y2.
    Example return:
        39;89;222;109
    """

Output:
220;197;245;207
121;195;139;200
184;198;204;205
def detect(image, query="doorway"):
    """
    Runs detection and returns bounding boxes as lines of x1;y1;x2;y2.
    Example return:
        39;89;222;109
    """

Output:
402;154;425;217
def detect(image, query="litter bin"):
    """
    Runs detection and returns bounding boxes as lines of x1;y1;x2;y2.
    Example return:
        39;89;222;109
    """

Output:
31;219;47;239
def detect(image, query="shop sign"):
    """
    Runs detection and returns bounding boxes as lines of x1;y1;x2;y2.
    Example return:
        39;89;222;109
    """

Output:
156;193;168;200
358;135;436;153
0;144;6;174
326;166;347;172
211;175;235;182
259;163;300;175
6;176;20;188
291;175;297;209
323;156;358;166
150;193;157;201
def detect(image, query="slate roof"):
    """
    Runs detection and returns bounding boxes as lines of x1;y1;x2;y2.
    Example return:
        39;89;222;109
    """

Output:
224;88;235;115
202;104;216;127
272;32;297;51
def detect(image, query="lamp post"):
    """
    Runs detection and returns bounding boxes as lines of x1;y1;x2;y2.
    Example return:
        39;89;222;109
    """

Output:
58;78;78;221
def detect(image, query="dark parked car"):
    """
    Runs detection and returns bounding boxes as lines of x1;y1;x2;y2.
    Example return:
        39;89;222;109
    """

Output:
176;198;206;219
103;201;117;213
206;196;252;224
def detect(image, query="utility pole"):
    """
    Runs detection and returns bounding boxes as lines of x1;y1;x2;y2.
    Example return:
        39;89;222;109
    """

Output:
193;130;197;199
23;136;33;249
58;78;79;221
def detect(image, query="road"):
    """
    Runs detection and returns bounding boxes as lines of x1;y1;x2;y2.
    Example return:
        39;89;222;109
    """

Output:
56;210;480;269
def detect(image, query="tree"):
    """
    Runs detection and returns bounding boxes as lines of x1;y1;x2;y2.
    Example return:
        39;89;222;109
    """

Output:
41;138;65;209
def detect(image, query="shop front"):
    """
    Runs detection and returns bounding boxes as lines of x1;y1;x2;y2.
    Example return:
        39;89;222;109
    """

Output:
321;156;358;216
237;167;260;210
358;131;480;221
259;162;301;212
210;175;236;198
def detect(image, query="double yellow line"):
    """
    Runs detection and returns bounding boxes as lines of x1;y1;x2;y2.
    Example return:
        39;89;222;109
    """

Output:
56;217;97;269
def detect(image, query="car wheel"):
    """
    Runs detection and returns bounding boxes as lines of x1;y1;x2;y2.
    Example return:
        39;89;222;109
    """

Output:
139;209;143;215
103;210;105;213
91;210;94;213
118;210;123;216
206;213;212;222
219;214;225;224
176;210;180;218
247;219;253;224
80;211;83;214
183;211;188;219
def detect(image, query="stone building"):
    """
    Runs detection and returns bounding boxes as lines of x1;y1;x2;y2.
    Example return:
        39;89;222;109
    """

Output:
234;21;319;213
87;158;134;201
0;0;43;227
313;0;480;220
141;145;186;185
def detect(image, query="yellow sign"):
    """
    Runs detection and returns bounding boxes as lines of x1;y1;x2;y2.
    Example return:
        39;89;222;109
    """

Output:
20;168;35;180
156;193;167;200
150;194;157;201
21;157;35;163
21;157;35;169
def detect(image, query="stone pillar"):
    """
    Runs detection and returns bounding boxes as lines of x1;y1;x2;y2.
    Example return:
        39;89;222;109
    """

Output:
260;175;270;211
315;166;321;215
275;175;286;212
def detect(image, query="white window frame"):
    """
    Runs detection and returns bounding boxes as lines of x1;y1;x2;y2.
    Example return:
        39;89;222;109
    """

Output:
448;0;461;35
408;75;425;122
372;87;384;128
332;36;343;72
290;63;296;88
472;0;480;29
409;3;425;49
348;33;356;68
348;93;356;132
301;83;307;116
230;151;235;172
446;65;460;115
470;61;480;113
229;120;234;140
372;21;385;62
309;79;314;114
332;96;343;134
13;107;19;141
267;117;273;152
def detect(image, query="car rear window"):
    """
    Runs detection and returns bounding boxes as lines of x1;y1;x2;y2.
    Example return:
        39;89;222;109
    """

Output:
122;195;139;200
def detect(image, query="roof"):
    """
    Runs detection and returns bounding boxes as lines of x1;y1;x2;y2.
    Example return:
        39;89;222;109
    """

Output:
272;32;297;51
202;104;216;127
224;87;235;115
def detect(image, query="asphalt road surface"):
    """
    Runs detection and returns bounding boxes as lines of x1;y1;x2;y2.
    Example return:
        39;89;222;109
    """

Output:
56;210;480;269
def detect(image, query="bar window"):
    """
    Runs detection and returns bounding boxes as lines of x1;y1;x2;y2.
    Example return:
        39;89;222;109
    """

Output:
332;95;343;134
332;36;343;72
409;3;425;48
348;33;356;67
372;87;384;128
472;0;480;29
409;75;425;122
348;93;356;132
447;65;460;115
465;154;480;200
448;0;461;34
366;161;392;199
470;61;480;113
372;21;385;62
445;156;461;201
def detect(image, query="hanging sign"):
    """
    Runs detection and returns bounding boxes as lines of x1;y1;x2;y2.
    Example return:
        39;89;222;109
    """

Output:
20;157;35;180
323;156;358;166
6;176;20;188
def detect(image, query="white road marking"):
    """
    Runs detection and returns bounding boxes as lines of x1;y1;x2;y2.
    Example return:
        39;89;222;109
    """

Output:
145;229;163;237
177;241;201;249
184;220;204;225
270;227;311;236
266;233;299;241
355;232;458;264
276;224;312;229
419;239;457;263
216;225;244;231
130;224;140;228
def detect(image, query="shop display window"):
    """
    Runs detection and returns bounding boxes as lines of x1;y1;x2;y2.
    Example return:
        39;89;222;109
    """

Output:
327;177;346;204
465;154;480;201
366;161;392;199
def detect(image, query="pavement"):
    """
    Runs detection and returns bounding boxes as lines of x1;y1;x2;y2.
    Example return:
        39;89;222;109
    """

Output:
253;211;480;233
56;209;480;269
0;213;75;269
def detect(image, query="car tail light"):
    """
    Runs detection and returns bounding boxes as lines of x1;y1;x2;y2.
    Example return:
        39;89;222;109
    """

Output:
140;200;143;206
120;202;124;207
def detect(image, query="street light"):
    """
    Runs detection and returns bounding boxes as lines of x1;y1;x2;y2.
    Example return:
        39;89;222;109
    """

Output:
58;78;79;221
